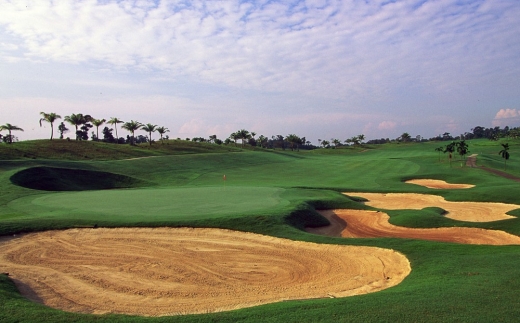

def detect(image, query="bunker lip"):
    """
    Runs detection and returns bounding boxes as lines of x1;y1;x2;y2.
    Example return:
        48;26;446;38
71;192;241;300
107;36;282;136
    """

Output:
310;210;520;245
0;227;411;317
346;192;518;222
405;179;475;189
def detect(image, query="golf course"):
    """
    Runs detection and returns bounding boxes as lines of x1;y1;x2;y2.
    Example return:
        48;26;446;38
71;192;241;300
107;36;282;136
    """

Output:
1;138;520;322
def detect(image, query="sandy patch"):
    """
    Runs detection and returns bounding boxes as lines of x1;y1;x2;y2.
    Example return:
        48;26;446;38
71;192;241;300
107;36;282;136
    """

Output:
346;192;518;222
0;227;410;317
405;179;475;189
309;210;520;245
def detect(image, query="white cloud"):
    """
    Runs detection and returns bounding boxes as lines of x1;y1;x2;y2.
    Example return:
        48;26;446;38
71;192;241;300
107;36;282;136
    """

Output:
378;121;397;131
492;108;520;127
1;1;520;141
494;108;518;119
1;0;519;98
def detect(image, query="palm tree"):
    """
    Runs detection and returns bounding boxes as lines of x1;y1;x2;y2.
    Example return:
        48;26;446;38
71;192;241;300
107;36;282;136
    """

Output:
285;134;301;151
400;132;412;142
230;132;240;146
39;112;61;140
142;123;157;146
257;135;268;148
156;126;169;143
435;146;444;162
91;118;106;141
499;143;510;170
444;141;456;167
64;113;92;140
321;140;330;148
122;120;142;145
236;129;250;147
108;117;124;143
0;123;24;144
456;140;470;166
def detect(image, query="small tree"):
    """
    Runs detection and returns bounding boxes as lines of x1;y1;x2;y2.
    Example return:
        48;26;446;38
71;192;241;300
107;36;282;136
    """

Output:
91;118;106;141
156;126;169;144
456;140;469;166
141;123;157;146
58;122;69;139
444;141;456;167
122;120;142;145
64;113;92;140
321;140;330;148
400;132;412;142
102;127;115;143
435;146;444;162
285;134;301;151
499;143;510;170
0;123;24;144
108;117;124;143
39;112;61;140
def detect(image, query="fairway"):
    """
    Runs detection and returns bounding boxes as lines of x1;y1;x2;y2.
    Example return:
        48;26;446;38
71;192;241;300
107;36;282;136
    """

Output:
7;186;288;221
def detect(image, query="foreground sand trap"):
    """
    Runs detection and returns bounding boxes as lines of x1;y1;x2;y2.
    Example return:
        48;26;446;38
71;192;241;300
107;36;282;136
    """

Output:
347;192;518;222
0;227;410;316
405;179;475;189
310;210;520;245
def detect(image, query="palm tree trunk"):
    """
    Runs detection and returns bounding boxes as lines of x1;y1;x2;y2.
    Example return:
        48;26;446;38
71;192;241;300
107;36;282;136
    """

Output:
50;123;54;140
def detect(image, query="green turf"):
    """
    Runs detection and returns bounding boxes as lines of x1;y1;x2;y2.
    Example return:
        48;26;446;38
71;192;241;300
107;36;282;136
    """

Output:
7;186;287;221
1;139;520;322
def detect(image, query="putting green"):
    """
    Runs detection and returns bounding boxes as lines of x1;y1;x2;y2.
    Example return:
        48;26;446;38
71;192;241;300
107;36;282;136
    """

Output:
7;186;288;221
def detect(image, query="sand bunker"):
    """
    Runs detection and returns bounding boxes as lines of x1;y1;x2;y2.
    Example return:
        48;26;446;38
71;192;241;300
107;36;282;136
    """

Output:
310;210;520;245
0;227;410;316
405;179;475;189
347;192;518;222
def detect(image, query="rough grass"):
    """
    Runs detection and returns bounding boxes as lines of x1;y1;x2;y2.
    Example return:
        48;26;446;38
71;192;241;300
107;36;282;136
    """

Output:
1;138;520;322
0;139;241;160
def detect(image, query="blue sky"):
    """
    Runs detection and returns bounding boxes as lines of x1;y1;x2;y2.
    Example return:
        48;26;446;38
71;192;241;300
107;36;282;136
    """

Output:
1;0;519;143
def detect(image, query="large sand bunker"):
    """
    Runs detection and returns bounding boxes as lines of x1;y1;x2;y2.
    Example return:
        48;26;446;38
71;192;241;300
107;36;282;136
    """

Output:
310;210;520;245
0;227;410;316
405;179;475;189
347;192;519;222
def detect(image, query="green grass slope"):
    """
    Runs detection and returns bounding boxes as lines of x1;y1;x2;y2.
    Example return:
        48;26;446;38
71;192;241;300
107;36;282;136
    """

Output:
0;139;241;160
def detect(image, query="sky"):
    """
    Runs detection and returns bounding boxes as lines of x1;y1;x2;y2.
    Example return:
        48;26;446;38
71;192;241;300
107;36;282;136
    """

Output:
1;0;519;144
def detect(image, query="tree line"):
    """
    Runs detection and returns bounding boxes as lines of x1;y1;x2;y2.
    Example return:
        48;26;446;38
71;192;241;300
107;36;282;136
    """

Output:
0;112;171;146
0;113;519;155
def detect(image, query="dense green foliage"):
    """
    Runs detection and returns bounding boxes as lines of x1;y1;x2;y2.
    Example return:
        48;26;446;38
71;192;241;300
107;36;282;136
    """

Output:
1;138;520;322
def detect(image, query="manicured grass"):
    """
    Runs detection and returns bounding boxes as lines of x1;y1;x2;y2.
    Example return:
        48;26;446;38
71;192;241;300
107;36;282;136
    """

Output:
7;186;287;222
1;139;520;322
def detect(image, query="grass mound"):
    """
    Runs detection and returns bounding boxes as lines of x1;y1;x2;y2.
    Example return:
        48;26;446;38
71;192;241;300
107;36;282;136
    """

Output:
10;166;148;191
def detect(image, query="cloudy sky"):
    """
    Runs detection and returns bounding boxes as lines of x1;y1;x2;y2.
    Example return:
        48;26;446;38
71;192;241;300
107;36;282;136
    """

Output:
1;0;519;143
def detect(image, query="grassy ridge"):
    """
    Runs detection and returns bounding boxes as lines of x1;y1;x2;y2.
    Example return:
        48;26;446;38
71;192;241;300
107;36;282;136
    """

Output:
0;139;241;160
1;139;520;322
